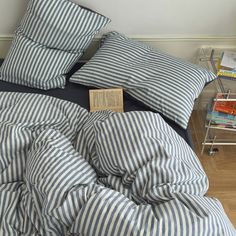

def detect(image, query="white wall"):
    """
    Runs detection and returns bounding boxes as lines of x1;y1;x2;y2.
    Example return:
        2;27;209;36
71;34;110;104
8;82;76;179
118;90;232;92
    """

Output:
0;0;28;34
74;0;236;37
0;0;236;60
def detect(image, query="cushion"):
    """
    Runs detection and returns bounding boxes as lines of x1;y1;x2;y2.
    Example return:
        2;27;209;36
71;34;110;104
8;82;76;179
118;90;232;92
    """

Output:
0;0;110;90
70;31;216;129
0;34;79;90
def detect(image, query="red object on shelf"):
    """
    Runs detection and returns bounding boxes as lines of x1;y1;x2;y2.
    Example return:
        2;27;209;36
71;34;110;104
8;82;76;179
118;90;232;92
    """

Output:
214;95;236;115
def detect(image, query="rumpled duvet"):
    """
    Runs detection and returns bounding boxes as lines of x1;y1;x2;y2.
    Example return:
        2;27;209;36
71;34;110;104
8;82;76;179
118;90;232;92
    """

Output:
0;92;235;235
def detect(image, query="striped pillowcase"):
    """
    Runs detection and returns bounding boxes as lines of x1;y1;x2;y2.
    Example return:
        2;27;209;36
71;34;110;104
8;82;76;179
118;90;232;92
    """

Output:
0;34;79;90
0;0;110;90
70;31;216;129
18;0;110;53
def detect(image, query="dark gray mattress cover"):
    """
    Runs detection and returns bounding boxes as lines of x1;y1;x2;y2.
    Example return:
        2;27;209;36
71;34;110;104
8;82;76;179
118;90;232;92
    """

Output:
0;60;193;147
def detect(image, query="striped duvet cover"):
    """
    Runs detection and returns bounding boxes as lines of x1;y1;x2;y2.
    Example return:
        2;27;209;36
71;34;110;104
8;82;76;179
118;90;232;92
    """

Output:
0;92;235;235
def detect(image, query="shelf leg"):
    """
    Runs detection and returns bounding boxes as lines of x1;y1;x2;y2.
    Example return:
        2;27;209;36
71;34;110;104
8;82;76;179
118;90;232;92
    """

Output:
201;122;211;155
208;136;218;156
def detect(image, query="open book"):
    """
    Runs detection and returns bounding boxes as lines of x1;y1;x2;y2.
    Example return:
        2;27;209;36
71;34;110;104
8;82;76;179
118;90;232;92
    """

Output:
89;88;124;112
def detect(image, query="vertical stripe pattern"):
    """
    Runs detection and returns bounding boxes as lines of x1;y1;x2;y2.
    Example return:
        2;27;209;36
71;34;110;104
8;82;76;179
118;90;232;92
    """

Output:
18;0;110;52
70;31;216;129
0;0;110;90
0;92;235;235
0;34;79;90
94;111;209;200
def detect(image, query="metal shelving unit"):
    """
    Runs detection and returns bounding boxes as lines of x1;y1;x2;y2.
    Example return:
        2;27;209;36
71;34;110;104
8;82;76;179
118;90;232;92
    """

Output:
200;49;236;155
201;92;236;155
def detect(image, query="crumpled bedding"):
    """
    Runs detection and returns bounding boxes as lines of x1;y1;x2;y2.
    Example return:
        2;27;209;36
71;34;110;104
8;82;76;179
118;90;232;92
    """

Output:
0;92;235;235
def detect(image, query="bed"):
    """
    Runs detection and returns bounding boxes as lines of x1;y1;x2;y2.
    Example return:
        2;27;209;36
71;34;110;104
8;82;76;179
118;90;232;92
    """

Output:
0;59;193;147
0;90;235;235
0;0;235;235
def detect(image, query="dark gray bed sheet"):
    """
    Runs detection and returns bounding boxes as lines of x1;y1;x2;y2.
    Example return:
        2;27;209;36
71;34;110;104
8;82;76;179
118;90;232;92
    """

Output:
0;60;193;148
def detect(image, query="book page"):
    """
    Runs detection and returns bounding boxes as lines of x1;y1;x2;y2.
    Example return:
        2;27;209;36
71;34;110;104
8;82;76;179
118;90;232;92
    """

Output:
89;88;124;113
220;51;236;69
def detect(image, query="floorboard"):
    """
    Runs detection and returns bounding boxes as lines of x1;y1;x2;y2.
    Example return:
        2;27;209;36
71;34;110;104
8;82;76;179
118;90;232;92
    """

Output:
189;110;236;227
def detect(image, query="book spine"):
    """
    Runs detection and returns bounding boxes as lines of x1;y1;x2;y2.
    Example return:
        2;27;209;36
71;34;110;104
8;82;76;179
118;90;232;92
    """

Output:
217;70;236;78
208;112;236;121
207;116;236;122
207;117;236;126
211;123;236;129
218;75;236;81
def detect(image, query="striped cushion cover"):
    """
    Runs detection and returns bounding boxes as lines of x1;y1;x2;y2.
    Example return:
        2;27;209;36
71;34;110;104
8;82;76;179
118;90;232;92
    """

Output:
70;31;216;129
0;34;79;90
18;0;110;52
0;0;110;90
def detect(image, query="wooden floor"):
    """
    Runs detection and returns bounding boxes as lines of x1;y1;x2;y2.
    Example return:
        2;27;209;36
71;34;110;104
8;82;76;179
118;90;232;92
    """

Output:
189;110;236;227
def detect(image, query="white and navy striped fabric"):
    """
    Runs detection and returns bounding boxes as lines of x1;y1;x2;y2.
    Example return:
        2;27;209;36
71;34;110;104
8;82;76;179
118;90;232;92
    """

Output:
0;92;94;235
62;184;235;236
76;110;235;235
75;110;114;170
0;92;235;235
94;111;209;202
0;0;110;90
0;34;79;90
18;0;110;52
70;31;216;129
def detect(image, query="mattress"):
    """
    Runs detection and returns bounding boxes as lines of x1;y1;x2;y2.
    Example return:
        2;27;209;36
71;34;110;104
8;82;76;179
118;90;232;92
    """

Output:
0;59;193;147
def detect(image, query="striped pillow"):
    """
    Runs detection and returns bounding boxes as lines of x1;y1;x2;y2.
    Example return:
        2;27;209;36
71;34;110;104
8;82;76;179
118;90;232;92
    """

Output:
18;0;110;52
70;31;216;129
0;34;79;90
0;0;110;90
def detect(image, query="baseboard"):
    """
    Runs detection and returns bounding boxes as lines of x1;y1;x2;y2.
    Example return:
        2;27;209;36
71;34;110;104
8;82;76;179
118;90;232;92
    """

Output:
80;35;236;62
0;34;13;59
1;34;236;62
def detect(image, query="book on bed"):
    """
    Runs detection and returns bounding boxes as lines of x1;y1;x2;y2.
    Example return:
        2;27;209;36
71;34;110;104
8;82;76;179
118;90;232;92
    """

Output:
89;88;124;112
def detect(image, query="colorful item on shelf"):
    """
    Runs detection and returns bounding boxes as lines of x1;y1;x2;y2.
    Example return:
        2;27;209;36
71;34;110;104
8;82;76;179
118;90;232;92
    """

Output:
214;95;236;116
207;110;236;127
217;51;236;79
